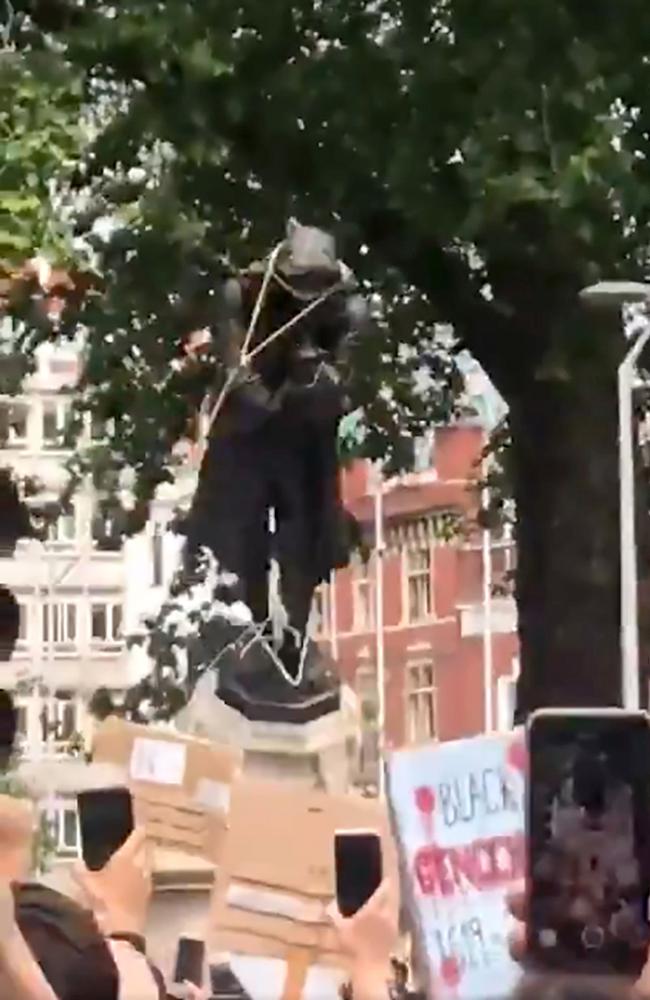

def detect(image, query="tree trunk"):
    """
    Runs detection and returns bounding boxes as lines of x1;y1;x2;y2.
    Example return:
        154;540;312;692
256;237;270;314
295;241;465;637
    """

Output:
508;326;626;717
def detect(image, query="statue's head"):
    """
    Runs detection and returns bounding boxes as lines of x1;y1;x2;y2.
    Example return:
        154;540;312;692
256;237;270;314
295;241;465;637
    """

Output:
246;220;352;301
224;222;369;403
280;219;339;284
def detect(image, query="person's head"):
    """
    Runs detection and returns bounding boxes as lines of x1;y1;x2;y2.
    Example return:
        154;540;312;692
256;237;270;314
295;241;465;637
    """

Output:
0;585;19;661
12;884;119;1000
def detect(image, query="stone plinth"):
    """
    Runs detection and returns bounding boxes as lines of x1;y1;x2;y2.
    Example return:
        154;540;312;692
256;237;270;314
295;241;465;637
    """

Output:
176;673;359;795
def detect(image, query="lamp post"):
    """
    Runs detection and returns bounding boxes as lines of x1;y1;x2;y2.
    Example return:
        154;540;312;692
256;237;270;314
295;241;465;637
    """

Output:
482;457;494;732
580;280;650;710
372;463;386;797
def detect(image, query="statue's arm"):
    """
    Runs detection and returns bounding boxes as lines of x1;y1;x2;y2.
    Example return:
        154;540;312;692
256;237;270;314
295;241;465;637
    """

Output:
212;276;286;412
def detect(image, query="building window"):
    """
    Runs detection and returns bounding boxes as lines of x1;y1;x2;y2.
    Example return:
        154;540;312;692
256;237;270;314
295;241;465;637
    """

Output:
92;508;122;551
42;399;67;449
497;676;518;731
406;662;437;744
356;664;380;787
90;414;108;442
413;430;436;473
44;800;80;857
0;400;28;448
405;546;433;622
14;701;28;747
46;505;76;545
49;356;78;379
311;585;329;637
497;658;520;731
16;603;28;643
42;603;77;649
352;557;374;633
91;602;123;645
152;525;164;587
41;693;78;746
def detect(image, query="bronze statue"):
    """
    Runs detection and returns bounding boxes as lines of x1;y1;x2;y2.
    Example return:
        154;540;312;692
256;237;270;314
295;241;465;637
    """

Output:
180;221;368;721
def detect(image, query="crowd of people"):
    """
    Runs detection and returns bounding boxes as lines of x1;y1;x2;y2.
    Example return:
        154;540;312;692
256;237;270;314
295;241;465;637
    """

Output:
3;792;650;1000
5;586;650;998
0;793;404;1000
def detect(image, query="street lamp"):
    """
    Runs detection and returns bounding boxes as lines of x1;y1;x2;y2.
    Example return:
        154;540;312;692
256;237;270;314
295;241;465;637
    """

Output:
372;462;386;797
580;280;650;710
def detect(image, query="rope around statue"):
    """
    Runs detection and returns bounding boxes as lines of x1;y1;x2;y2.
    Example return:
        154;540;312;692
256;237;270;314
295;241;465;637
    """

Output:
186;231;353;691
198;238;347;466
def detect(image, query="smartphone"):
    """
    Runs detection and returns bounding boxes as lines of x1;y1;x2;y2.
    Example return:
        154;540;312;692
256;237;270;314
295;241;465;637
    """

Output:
0;688;16;773
173;937;204;988
527;708;650;977
335;829;383;918
209;962;249;998
77;786;134;871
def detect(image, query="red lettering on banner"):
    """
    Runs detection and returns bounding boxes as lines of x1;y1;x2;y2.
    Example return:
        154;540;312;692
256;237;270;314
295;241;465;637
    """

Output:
414;833;525;897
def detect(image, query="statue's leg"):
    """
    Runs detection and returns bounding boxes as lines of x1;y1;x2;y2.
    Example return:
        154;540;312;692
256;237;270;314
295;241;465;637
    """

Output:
272;440;322;637
185;432;271;623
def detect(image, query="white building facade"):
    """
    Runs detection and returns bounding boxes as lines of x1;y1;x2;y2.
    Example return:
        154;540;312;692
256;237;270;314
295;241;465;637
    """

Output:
0;343;144;856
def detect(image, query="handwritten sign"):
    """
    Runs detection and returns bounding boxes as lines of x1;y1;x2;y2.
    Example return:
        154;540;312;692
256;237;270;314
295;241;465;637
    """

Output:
387;731;527;999
130;737;187;786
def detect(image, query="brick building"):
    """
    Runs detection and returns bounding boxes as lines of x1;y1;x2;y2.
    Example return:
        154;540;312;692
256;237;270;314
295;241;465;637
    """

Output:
314;423;520;783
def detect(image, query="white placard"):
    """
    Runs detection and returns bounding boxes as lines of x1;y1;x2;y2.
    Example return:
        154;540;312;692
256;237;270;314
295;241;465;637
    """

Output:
387;730;526;1000
129;737;187;786
194;777;231;814
303;965;346;1000
229;956;286;1000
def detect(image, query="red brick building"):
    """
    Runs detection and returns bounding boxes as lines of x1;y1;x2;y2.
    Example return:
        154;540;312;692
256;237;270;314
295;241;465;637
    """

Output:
315;423;520;780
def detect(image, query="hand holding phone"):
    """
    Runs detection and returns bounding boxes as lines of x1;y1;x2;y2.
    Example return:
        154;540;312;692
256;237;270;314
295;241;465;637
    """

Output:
73;826;151;938
527;709;650;977
173;937;204;988
334;829;383;918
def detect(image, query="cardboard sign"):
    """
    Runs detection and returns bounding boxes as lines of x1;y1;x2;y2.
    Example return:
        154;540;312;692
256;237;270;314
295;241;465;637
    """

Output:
92;717;242;863
211;779;397;999
387;731;526;1000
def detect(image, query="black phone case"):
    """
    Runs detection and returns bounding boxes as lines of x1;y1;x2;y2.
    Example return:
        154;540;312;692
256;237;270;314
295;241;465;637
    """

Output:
527;711;650;978
173;937;204;987
77;787;134;871
335;832;383;918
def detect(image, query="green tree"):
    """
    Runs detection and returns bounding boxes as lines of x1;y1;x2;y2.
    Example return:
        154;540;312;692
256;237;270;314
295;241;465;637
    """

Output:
0;27;82;267
14;0;650;713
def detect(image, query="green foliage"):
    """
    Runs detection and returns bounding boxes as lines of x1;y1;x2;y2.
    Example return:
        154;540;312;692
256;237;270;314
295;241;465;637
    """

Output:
3;0;464;520
0;41;83;265
6;0;649;519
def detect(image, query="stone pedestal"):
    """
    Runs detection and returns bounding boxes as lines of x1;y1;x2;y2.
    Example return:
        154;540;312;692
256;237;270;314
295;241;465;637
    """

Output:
176;673;360;795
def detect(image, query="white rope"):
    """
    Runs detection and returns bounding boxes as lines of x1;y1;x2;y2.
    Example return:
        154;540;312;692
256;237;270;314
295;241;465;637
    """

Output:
197;266;342;463
244;281;343;364
202;614;309;689
240;239;285;359
187;237;344;690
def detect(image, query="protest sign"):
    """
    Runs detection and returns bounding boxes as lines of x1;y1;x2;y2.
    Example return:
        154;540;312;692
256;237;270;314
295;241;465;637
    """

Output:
92;716;242;863
210;778;396;999
387;730;526;999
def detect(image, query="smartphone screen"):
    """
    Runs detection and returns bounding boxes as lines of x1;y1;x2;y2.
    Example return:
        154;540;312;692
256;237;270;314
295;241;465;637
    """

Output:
335;829;383;918
77;787;134;872
173;937;204;987
0;689;16;773
528;710;650;976
209;962;249;998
